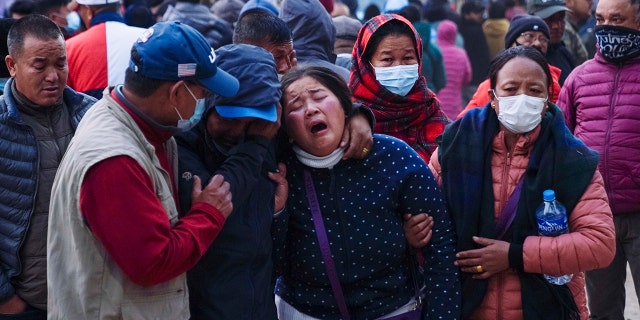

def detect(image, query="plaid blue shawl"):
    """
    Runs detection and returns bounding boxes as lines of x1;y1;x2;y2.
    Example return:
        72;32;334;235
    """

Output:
438;103;598;319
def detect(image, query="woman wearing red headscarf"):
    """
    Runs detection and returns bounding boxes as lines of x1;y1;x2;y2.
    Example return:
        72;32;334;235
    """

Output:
349;14;449;163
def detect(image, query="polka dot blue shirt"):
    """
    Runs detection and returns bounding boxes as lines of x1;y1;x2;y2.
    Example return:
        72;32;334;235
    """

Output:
273;134;460;319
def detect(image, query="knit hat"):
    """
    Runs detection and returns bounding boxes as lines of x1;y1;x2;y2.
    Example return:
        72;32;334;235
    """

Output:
504;14;550;48
211;0;245;24
528;0;568;19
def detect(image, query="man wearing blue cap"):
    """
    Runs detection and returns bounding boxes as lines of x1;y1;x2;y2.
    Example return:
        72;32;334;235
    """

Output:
176;43;282;320
47;21;239;319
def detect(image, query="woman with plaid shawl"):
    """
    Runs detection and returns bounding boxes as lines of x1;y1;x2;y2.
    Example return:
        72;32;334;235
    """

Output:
349;14;449;164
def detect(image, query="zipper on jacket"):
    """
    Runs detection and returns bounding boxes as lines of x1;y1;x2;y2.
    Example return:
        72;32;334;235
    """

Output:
603;67;622;213
19;125;38;275
498;152;512;216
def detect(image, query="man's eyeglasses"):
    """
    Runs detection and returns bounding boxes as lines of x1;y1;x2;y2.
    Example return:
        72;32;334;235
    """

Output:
519;32;550;45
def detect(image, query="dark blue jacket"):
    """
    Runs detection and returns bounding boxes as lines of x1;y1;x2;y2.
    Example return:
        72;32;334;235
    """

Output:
0;79;95;303
176;118;278;320
547;42;577;86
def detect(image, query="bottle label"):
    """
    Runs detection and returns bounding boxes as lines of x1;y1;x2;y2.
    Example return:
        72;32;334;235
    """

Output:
537;216;568;236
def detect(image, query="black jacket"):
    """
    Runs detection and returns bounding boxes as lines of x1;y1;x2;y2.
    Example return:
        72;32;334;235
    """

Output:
176;118;278;320
458;18;492;85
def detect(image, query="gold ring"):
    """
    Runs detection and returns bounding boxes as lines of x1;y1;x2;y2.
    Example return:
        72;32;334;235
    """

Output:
362;147;369;154
476;265;484;273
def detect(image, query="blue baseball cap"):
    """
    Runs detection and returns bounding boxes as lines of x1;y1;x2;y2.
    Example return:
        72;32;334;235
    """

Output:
129;21;239;97
213;44;281;122
239;0;280;18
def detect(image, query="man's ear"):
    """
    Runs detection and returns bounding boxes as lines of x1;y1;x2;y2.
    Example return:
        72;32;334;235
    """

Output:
167;81;184;107
5;55;16;78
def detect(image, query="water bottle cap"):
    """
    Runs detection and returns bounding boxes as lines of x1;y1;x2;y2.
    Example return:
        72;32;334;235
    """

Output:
543;189;556;201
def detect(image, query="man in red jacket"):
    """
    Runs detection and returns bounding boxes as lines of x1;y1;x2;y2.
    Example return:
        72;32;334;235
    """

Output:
47;21;239;319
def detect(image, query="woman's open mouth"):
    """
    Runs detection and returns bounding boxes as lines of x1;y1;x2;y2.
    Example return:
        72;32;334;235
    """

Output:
310;122;327;134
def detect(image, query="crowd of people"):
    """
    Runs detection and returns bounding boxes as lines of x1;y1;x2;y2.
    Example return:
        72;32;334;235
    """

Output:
0;0;637;318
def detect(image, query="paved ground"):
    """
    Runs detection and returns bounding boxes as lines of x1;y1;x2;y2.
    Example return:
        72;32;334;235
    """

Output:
625;265;639;319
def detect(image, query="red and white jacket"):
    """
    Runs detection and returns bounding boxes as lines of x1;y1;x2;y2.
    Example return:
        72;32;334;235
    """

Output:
66;21;145;99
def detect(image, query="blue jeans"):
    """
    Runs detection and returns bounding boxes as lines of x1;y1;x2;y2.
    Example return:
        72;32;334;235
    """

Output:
586;213;640;320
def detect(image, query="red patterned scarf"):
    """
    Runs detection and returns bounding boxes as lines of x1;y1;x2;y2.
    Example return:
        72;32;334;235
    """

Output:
349;14;449;162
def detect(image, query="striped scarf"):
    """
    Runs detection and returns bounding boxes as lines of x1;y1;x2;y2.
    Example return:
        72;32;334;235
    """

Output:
349;14;449;163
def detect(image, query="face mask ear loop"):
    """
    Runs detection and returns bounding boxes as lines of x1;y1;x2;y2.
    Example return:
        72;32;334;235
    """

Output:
174;107;184;120
183;82;199;102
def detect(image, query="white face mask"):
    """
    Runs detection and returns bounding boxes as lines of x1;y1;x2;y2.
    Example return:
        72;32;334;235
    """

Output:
373;64;419;96
493;91;547;134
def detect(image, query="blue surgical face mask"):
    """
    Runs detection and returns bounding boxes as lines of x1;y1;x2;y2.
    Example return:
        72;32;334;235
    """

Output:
372;63;419;96
175;83;206;132
65;11;81;34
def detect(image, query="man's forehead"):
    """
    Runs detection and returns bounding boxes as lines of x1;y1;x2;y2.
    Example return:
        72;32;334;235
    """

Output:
269;41;293;52
20;35;65;53
597;0;636;12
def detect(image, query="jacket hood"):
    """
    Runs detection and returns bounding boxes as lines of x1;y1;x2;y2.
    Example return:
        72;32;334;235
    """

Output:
437;19;457;46
280;0;337;63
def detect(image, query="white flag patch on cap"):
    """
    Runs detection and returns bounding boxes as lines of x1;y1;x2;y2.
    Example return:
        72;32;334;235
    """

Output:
178;63;197;77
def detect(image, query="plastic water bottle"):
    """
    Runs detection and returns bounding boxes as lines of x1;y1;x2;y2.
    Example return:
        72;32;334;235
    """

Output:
535;189;573;285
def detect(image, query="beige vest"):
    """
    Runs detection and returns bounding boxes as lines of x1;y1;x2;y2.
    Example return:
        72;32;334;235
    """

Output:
47;94;189;319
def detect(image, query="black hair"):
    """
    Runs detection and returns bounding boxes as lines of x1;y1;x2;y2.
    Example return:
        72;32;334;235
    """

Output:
7;14;63;58
363;4;381;22
124;4;154;28
489;46;551;89
0;18;16;78
280;65;354;120
9;0;36;17
233;11;292;45
152;0;175;21
33;0;67;15
397;4;422;23
362;18;417;63
124;47;173;97
488;1;506;19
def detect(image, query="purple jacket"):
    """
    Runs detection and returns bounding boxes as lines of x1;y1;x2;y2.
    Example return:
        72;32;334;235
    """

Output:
558;52;640;215
437;20;471;120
